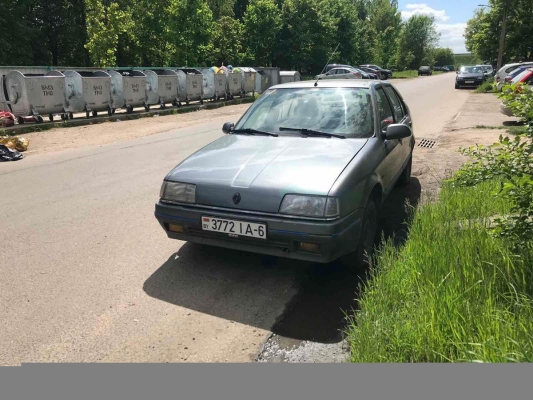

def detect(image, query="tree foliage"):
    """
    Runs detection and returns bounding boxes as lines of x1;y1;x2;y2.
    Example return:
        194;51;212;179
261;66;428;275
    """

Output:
0;0;441;72
395;15;439;70
433;48;455;66
465;1;533;64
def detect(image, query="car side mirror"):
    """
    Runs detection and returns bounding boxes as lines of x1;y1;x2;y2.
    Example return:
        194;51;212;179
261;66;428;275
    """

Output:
384;124;411;140
222;122;234;134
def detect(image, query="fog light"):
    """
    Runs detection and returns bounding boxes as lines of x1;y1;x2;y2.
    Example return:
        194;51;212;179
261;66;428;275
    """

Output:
168;223;184;233
297;242;321;254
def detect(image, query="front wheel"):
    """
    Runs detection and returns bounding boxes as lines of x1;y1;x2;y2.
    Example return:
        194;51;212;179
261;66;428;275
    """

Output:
340;199;378;269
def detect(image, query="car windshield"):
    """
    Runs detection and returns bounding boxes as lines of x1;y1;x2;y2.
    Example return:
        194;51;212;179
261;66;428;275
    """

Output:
461;66;483;73
235;87;375;139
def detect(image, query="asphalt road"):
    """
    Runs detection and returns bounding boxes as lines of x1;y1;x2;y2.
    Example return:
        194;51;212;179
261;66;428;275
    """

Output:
0;72;470;364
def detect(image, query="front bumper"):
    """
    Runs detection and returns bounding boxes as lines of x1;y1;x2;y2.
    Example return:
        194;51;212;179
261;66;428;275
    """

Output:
456;79;483;88
154;202;364;263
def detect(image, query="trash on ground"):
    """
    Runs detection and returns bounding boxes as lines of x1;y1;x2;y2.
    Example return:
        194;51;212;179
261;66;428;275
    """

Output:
0;136;30;152
0;144;24;161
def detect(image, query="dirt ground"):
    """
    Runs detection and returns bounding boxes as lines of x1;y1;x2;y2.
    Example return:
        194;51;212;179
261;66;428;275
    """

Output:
17;104;252;156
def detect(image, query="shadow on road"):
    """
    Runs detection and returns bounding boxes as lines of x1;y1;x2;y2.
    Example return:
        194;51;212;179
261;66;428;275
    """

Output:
143;178;422;344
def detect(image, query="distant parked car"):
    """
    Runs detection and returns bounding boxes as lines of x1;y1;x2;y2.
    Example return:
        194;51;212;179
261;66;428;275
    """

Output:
359;64;393;80
496;66;530;90
476;64;494;78
433;66;447;72
445;65;456;72
314;67;363;80
499;68;533;116
418;66;432;76
495;62;533;85
455;66;485;89
324;64;353;73
358;66;382;79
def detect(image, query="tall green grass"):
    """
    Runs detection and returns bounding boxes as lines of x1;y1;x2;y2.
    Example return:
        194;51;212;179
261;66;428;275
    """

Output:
347;180;533;362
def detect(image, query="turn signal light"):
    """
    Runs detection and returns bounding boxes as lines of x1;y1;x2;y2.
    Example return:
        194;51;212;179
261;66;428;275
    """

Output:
297;242;321;254
168;223;185;233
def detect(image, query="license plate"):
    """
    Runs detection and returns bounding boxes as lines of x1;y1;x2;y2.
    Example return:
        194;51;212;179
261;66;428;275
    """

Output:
202;216;267;239
465;80;474;83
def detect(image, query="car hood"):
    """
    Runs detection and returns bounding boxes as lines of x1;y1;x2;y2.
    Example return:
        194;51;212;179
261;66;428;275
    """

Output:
457;73;483;79
166;134;367;213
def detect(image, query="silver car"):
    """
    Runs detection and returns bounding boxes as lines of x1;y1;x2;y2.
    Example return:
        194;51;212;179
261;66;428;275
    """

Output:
155;80;414;265
314;67;363;80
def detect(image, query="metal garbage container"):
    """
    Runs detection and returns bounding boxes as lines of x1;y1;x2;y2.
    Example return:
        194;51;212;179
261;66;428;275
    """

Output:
213;72;227;101
5;70;69;123
255;71;271;94
238;67;257;96
0;75;10;112
108;70;149;113
63;70;112;118
280;71;301;84
143;69;179;108
175;68;204;105
200;68;215;101
226;72;243;99
254;67;280;88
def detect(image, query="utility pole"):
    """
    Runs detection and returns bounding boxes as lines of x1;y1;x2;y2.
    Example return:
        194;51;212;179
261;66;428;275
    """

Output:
496;0;511;70
479;0;511;70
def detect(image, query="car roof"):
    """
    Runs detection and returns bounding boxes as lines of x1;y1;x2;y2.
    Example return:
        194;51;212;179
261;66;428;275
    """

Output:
269;80;379;90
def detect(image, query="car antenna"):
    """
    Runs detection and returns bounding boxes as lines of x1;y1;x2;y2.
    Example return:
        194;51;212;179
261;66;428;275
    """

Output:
314;42;340;87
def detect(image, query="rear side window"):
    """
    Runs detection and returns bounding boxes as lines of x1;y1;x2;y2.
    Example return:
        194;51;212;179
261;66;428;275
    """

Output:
375;87;394;131
384;86;405;122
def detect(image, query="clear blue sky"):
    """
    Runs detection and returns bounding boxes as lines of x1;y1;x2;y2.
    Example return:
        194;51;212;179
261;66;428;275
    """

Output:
398;1;484;53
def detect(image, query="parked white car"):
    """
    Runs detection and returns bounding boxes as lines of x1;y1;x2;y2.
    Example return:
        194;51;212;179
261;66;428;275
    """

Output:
314;67;363;80
495;62;533;85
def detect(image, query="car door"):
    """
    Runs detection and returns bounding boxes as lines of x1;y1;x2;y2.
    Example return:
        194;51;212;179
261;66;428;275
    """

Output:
384;85;412;172
374;86;399;192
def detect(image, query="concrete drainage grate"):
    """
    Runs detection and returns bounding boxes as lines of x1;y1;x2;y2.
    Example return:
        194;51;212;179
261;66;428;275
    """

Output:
417;139;437;149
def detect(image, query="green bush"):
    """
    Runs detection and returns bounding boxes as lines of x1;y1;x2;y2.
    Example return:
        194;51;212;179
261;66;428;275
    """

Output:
474;78;495;93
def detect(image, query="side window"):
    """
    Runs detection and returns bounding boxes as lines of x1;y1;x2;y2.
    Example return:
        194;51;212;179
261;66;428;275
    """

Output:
375;87;394;131
384;86;405;122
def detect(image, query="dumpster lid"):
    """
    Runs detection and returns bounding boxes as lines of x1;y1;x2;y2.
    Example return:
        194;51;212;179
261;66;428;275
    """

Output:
175;68;202;75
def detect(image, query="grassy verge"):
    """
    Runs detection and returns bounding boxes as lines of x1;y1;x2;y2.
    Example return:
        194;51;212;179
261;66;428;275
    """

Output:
347;180;533;362
393;70;444;79
473;124;527;135
474;79;496;93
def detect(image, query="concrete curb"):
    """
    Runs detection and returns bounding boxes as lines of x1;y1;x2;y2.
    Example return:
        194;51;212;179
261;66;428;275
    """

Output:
1;97;256;137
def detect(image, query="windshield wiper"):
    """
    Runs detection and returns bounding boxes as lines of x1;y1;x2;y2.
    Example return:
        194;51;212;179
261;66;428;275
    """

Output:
232;128;278;137
278;127;346;139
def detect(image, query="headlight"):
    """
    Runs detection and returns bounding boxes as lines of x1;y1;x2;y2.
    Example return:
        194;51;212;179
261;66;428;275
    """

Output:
160;181;196;203
279;195;339;217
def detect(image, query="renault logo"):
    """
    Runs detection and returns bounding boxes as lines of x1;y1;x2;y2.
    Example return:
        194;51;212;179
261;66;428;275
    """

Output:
232;193;241;205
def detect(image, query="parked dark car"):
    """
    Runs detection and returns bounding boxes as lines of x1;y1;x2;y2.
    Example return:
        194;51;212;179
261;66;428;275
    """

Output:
433;66;448;72
455;66;485;89
418;66;432;76
357;66;381;79
359;64;393;80
155;80;414;266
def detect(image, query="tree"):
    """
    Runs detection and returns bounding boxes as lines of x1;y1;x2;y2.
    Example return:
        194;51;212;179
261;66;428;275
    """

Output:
207;0;236;19
433;48;455;66
212;16;245;65
465;1;533;64
368;0;402;67
395;15;439;70
243;0;282;66
85;0;133;67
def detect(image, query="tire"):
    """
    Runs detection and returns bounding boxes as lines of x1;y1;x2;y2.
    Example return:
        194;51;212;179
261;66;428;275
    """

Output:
49;114;54;122
455;83;460;89
397;154;412;186
340;199;379;268
200;99;204;105
86;111;90;119
92;110;98;117
126;106;133;114
17;117;25;125
69;112;74;119
36;116;44;124
145;105;150;112
61;114;66;121
107;108;113;116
